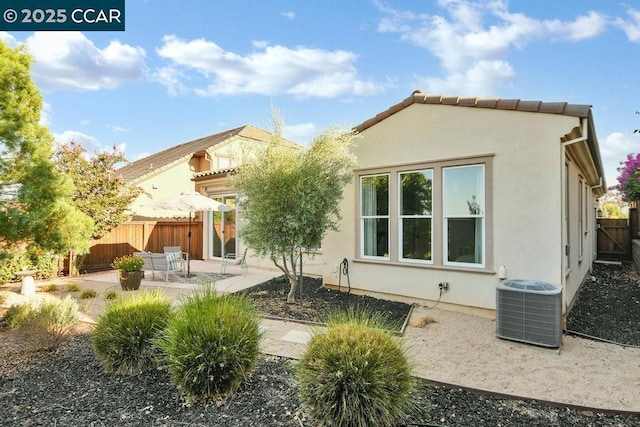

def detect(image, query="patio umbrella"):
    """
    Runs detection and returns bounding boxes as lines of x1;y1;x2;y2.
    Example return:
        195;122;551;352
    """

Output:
143;191;233;275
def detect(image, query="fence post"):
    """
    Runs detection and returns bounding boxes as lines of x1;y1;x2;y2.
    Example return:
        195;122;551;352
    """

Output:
630;205;638;241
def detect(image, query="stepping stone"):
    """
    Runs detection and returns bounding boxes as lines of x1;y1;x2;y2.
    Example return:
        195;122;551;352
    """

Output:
281;330;311;345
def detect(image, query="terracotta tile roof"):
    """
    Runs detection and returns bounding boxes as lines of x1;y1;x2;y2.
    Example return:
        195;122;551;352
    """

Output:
355;90;593;133
193;168;236;179
117;125;273;182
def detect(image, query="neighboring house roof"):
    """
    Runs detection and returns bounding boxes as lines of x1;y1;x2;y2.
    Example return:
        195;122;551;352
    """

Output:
117;124;273;182
194;168;236;179
355;90;606;192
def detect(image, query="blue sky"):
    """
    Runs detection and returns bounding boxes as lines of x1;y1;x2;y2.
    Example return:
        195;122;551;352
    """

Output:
2;0;639;187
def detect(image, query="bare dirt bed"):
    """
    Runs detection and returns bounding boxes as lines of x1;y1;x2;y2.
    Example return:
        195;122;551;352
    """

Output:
1;264;639;426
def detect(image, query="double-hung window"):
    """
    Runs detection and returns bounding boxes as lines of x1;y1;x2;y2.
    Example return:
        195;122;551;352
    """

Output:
443;165;485;267
361;174;389;258
399;170;433;263
358;157;489;269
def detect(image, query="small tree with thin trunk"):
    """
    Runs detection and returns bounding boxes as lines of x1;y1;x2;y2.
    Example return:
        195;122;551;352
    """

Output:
231;116;357;303
54;141;143;238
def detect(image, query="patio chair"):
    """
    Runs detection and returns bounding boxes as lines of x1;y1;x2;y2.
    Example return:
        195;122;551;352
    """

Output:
221;248;248;275
164;246;188;270
151;252;186;285
134;251;156;279
135;251;186;284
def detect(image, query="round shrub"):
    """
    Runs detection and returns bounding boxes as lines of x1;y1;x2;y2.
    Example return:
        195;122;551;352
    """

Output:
93;290;173;374
157;287;261;400
298;310;414;427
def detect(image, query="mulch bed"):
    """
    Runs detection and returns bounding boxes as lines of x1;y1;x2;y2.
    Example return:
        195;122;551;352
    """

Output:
240;276;412;331
1;265;639;426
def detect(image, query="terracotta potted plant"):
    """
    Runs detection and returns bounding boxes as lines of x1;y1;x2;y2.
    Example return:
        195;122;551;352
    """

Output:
111;255;145;291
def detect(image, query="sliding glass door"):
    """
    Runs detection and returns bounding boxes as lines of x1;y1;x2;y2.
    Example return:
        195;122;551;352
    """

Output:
209;195;236;259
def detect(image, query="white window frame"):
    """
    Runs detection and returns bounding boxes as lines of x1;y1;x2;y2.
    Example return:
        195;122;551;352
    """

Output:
398;169;433;264
360;174;390;259
578;176;584;261
442;164;486;269
355;155;492;271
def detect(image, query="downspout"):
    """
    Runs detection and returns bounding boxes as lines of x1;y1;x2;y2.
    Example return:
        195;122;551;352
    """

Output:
590;176;603;192
591;177;603;262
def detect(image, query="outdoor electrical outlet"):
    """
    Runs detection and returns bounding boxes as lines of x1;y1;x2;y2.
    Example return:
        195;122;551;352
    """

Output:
439;282;449;291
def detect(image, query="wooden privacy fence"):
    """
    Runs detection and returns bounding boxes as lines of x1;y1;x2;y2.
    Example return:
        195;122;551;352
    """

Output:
77;221;203;273
597;218;631;260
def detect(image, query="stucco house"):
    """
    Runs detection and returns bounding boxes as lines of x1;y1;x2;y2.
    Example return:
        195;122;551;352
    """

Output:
118;124;283;261
118;92;605;316
319;91;606;315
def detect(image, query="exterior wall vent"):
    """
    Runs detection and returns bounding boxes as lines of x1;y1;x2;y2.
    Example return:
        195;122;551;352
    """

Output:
496;279;563;348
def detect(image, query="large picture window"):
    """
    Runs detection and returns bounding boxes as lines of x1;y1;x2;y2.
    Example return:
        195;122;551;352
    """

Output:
399;170;433;262
357;156;490;270
443;165;485;266
361;174;389;258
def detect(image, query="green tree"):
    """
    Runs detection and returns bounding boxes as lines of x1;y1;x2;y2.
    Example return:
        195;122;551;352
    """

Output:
0;41;94;257
231;115;358;303
55;141;143;238
602;202;625;219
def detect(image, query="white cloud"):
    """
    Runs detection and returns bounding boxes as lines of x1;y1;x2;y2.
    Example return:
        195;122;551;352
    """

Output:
40;102;52;128
599;132;640;186
153;66;188;96
376;0;608;95
107;124;131;133
54;130;133;159
283;122;317;145
156;35;389;98
615;8;640;42
24;32;147;91
414;60;515;96
252;40;269;49
281;11;296;20
0;32;17;46
54;130;101;153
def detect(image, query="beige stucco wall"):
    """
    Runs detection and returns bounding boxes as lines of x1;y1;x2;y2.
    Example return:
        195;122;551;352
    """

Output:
320;103;597;311
563;156;598;309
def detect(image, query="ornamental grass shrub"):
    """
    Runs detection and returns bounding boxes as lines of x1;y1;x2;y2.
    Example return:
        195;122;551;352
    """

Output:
6;296;80;350
26;296;80;349
298;309;414;427
4;303;34;329
80;289;97;299
157;286;261;401
93;290;173;374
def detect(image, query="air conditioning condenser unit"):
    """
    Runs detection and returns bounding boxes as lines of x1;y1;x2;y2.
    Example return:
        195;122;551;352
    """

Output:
496;279;563;348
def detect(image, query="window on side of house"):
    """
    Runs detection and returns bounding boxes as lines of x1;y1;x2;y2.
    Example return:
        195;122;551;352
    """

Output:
578;176;584;261
218;156;230;169
443;164;485;267
361;174;389;258
399;170;433;263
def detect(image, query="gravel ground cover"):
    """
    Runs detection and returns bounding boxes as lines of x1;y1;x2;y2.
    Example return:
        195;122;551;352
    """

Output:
1;263;639;426
566;261;640;346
